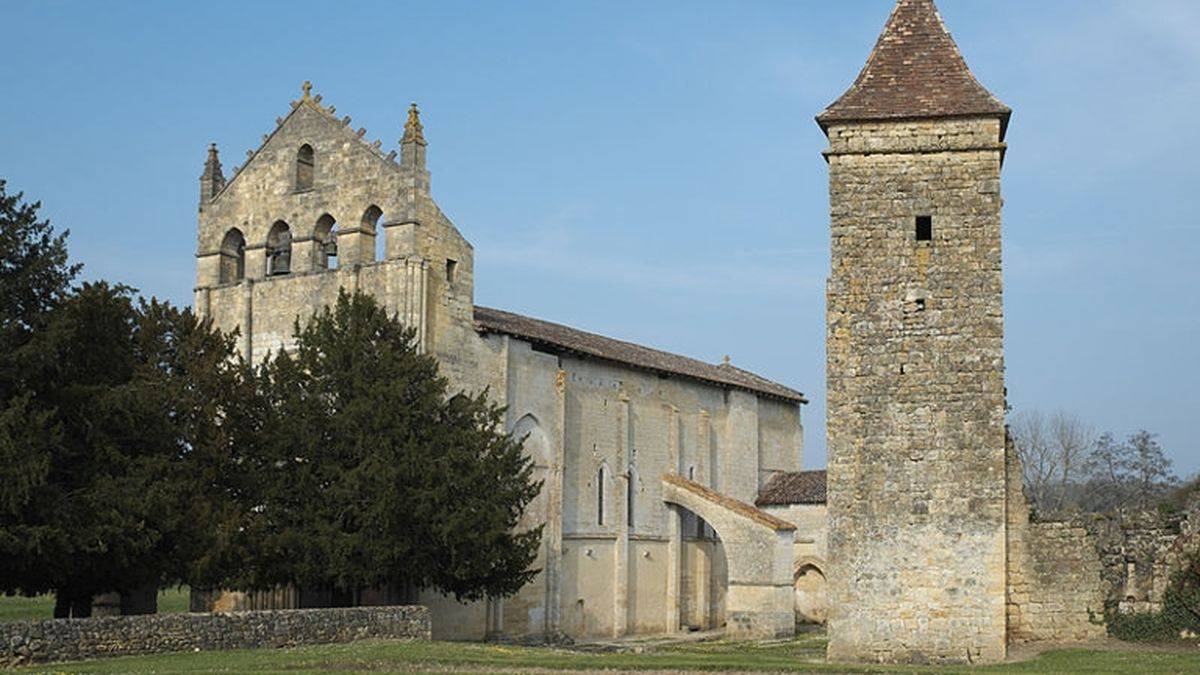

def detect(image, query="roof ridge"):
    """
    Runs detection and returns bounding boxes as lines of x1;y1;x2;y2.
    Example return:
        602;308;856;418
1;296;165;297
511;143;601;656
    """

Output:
211;82;404;202
473;306;806;403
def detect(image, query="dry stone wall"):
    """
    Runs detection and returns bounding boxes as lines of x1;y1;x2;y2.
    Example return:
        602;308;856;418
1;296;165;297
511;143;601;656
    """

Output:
1;606;429;668
824;117;1009;665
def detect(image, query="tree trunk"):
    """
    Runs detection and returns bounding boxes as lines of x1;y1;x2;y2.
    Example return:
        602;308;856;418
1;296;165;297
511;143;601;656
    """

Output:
52;592;71;619
70;594;92;618
54;590;94;618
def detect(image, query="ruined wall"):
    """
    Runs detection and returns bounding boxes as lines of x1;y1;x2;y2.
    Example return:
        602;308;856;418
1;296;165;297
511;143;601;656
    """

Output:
1087;501;1200;616
824;118;1009;664
1005;442;1107;643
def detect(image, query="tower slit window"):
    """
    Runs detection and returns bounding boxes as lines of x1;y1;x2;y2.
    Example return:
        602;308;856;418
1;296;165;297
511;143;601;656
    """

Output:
596;466;606;527
916;215;933;242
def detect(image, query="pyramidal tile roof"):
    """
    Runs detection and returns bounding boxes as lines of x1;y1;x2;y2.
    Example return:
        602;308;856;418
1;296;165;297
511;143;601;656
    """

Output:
817;0;1010;133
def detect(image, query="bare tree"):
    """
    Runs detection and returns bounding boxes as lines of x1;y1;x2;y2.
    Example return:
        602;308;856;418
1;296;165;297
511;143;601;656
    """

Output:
1049;411;1094;512
1012;409;1055;510
1010;409;1096;516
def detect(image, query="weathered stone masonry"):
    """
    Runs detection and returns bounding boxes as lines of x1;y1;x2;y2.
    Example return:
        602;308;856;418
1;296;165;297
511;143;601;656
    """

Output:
816;0;1103;664
823;115;1009;665
0;606;429;668
817;0;1112;663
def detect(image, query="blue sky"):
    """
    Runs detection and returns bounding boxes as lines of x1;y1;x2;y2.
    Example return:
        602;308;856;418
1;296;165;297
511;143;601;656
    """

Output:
4;1;1198;476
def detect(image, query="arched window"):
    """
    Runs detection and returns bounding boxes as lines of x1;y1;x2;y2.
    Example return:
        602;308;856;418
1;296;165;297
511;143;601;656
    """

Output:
627;466;637;529
512;414;550;533
296;144;314;191
362;205;383;262
597;465;606;527
267;221;292;276
313;214;338;270
218;228;245;284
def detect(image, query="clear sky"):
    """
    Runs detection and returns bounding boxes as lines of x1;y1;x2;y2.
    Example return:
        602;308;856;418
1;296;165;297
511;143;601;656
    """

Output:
4;1;1198;476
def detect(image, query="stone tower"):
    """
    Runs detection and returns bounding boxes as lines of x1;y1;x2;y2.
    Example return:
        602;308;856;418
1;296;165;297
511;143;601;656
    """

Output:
818;0;1011;664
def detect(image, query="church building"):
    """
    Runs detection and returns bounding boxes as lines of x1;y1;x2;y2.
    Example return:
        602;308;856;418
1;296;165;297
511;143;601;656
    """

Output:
194;84;808;639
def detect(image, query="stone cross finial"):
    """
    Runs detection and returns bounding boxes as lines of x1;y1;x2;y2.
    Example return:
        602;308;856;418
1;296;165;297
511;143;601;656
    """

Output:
201;143;223;179
199;142;225;203
301;80;313;101
402;103;427;147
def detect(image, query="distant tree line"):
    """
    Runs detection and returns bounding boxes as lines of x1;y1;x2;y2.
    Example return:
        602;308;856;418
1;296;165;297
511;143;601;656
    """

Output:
0;180;542;616
1009;408;1187;519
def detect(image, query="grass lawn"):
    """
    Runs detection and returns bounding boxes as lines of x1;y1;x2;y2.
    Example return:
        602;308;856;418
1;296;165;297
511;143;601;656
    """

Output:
0;586;189;623
16;634;1200;674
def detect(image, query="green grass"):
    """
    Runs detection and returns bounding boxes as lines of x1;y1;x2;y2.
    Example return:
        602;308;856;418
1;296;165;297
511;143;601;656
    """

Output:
16;635;1200;674
0;586;189;622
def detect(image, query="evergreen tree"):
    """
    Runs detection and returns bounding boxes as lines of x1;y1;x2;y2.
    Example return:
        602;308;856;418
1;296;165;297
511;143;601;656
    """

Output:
0;179;79;357
0;180;78;524
238;290;541;602
0;179;79;611
0;283;254;615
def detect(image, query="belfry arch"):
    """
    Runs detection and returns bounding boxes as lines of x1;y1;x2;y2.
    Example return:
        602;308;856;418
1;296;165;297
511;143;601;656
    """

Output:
660;474;795;639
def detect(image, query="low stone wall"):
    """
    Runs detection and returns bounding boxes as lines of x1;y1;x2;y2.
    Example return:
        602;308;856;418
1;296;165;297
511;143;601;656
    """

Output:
1;606;429;668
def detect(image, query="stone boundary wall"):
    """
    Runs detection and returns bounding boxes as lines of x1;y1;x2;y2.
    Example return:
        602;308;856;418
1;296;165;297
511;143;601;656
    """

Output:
1007;520;1108;643
1;606;429;668
1005;439;1107;643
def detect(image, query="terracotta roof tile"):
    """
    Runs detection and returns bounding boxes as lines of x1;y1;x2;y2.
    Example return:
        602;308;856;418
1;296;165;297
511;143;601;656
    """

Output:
817;0;1010;134
756;470;827;507
474;306;806;404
